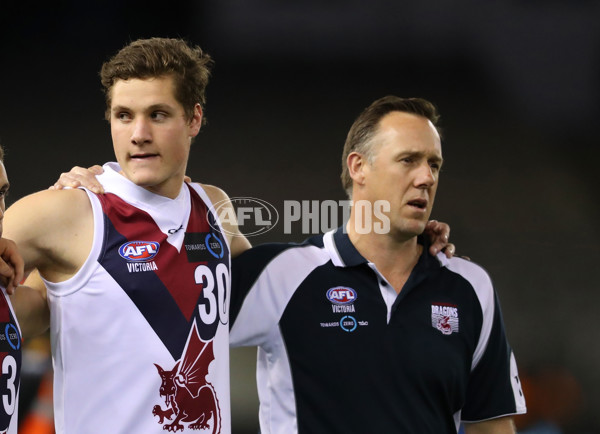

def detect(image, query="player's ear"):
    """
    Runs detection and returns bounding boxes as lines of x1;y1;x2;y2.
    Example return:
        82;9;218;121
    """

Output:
347;151;367;187
189;103;203;137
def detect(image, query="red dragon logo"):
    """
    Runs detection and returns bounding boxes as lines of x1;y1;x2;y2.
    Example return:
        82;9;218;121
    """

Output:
436;316;453;335
152;322;221;432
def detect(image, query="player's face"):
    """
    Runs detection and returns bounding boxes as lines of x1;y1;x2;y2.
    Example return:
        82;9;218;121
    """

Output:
110;75;202;199
0;161;9;237
360;111;442;239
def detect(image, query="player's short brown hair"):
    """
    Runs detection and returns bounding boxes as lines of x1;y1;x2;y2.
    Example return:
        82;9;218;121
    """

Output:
100;37;213;123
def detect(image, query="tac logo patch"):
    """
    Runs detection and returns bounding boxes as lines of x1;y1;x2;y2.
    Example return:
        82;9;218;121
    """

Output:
326;287;357;305
0;322;21;351
431;303;459;335
184;232;225;262
340;315;357;332
118;241;160;262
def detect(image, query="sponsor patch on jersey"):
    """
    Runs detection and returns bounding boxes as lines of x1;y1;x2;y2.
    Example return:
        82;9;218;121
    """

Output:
431;303;459;335
319;316;368;331
118;241;160;262
184;232;225;262
326;286;357;305
0;322;21;351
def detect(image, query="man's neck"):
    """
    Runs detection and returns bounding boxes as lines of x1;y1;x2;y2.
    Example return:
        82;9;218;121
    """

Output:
346;218;422;293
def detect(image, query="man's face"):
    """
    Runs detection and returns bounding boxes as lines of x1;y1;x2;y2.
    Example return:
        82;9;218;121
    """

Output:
0;161;9;237
358;111;442;239
110;75;202;199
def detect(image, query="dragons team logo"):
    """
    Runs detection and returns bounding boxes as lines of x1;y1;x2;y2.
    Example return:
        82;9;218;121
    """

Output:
431;303;459;335
152;322;221;432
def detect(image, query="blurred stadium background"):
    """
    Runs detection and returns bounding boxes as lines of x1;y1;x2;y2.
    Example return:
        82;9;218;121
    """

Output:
1;1;598;433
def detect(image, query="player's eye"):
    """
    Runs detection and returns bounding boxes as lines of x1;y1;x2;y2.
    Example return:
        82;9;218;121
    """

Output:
151;112;168;121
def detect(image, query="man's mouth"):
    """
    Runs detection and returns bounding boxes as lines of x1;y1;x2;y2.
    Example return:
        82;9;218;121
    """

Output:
131;153;158;160
407;199;427;210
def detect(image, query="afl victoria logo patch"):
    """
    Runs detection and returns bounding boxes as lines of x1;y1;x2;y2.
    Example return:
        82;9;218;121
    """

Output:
118;241;160;262
326;287;357;305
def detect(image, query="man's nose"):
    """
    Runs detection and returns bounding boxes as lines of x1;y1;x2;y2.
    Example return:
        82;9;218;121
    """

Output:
131;118;152;145
415;163;436;188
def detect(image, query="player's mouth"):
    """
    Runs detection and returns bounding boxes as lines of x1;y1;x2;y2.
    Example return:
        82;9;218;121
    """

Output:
130;153;159;161
407;198;428;211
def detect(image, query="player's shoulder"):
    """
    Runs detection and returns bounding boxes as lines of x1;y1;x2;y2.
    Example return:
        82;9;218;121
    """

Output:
4;188;93;261
9;188;88;216
196;183;230;205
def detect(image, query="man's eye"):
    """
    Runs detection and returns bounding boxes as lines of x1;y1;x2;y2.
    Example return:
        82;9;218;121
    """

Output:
117;112;131;121
152;112;167;121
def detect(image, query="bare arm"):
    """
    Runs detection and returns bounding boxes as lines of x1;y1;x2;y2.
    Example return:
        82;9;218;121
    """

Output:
202;184;252;257
10;270;50;340
3;189;93;280
463;417;516;434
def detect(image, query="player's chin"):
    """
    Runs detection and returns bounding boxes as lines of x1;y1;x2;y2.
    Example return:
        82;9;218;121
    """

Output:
126;169;161;186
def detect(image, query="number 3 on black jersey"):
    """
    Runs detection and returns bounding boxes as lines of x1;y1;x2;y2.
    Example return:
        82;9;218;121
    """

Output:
0;354;17;428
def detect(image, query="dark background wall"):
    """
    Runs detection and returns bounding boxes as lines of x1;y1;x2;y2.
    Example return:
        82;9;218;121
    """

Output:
1;1;598;433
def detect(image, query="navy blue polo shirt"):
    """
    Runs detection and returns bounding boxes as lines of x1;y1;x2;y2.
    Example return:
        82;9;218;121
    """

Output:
230;228;526;434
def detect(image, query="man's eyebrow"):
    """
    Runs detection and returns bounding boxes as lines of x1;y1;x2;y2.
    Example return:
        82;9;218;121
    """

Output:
0;182;10;191
146;103;174;111
111;105;129;113
111;103;174;113
430;155;444;165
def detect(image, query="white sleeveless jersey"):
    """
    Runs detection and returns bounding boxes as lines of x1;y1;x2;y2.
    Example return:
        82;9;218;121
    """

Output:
0;286;21;434
44;163;231;434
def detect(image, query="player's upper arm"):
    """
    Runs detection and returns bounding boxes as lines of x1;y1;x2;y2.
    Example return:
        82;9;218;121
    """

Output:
3;188;93;277
200;183;251;257
463;416;516;434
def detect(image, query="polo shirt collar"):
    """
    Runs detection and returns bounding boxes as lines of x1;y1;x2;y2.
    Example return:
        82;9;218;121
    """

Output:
324;226;446;271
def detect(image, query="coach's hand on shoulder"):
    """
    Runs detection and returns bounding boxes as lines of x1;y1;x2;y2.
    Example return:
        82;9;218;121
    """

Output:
50;165;105;194
424;220;456;258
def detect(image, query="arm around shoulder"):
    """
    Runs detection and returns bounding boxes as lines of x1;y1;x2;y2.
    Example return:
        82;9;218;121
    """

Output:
199;183;251;257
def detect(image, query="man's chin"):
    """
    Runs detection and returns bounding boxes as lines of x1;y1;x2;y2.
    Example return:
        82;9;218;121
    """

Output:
390;221;427;239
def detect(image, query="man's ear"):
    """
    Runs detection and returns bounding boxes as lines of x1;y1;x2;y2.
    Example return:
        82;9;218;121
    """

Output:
347;151;368;187
189;103;203;137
